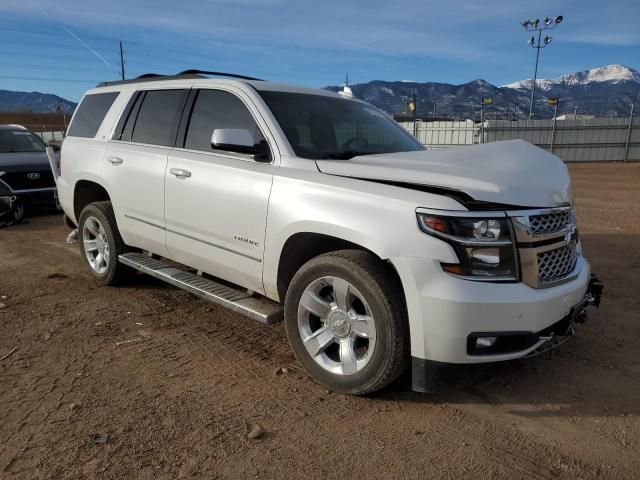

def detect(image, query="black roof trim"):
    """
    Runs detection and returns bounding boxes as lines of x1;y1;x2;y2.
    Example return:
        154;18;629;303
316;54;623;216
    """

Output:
177;70;264;81
96;70;264;88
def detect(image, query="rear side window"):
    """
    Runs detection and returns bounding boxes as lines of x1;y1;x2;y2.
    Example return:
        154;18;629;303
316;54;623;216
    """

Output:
184;90;264;152
67;92;119;138
131;90;187;146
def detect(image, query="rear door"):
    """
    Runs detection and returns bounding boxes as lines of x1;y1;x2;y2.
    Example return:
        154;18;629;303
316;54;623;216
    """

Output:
165;87;278;293
103;88;188;256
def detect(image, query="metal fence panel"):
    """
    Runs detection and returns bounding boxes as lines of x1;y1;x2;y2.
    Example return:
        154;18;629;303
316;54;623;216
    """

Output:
401;118;639;162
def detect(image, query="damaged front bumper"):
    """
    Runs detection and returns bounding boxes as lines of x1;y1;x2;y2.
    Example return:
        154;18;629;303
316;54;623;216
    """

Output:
523;274;603;358
411;274;604;393
0;194;17;217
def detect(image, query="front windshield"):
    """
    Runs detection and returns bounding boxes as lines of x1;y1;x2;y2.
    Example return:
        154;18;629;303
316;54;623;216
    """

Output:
259;91;424;160
0;129;46;153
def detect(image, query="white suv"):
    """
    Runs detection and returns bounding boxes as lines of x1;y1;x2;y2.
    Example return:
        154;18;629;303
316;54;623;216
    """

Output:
55;71;602;395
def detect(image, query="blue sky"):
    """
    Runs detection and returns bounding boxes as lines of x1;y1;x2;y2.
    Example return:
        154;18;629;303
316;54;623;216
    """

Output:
0;0;638;102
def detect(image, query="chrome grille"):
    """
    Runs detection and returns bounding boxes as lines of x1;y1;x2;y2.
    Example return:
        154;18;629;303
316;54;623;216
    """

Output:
529;210;573;236
537;243;578;284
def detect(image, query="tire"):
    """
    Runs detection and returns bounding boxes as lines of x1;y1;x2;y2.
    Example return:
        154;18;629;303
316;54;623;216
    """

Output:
11;198;24;224
77;201;134;286
284;249;409;395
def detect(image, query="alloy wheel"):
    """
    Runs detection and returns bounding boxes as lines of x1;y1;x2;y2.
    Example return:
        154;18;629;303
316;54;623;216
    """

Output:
82;216;110;275
297;276;377;376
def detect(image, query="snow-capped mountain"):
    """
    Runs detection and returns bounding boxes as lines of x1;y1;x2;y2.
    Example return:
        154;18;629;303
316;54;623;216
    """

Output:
502;64;640;91
326;64;639;120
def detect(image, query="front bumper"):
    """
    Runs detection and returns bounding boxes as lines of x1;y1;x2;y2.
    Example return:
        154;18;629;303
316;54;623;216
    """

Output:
410;274;603;393
13;188;57;208
392;255;593;364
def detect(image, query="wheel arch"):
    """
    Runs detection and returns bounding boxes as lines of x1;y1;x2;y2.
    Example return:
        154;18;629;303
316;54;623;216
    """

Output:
275;232;407;315
73;179;111;222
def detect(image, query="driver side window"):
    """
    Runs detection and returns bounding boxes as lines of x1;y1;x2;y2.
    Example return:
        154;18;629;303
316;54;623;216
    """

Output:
184;90;265;153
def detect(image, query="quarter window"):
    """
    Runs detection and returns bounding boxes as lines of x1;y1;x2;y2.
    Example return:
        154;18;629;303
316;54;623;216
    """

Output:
131;90;187;146
184;90;265;153
67;91;119;138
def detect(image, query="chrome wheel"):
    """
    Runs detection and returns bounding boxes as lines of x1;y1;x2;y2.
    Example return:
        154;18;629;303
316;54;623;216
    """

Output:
297;276;377;376
82;216;110;275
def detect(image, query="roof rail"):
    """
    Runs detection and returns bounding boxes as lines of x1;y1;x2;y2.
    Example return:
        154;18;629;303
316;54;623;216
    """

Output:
176;70;264;81
96;70;264;88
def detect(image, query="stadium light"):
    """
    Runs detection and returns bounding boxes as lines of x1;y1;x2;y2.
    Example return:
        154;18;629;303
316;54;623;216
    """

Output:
520;14;564;118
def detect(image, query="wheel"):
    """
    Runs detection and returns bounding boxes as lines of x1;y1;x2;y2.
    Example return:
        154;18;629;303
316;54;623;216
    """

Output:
284;250;409;395
11;198;24;223
78;201;134;286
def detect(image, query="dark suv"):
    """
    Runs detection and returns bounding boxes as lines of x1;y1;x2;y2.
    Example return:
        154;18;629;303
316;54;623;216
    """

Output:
0;124;57;222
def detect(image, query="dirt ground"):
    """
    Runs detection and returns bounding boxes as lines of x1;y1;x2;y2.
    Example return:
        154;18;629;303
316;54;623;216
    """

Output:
1;163;639;480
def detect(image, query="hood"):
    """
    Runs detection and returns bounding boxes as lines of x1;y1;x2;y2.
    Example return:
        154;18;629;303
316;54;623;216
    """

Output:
315;140;571;208
0;151;51;171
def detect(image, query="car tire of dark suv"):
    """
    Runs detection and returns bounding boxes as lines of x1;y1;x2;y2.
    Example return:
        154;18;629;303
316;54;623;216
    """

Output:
78;201;135;286
284;250;409;395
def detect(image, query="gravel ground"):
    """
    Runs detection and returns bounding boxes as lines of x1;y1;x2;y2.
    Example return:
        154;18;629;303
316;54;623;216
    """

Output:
1;162;639;479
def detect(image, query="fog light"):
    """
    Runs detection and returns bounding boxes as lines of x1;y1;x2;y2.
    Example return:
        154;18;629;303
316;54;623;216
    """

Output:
476;336;498;348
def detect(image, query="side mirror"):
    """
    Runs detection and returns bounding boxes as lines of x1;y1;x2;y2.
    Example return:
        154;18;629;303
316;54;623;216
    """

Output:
211;129;270;162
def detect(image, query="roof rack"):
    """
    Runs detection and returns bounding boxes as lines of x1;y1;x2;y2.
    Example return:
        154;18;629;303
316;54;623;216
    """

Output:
96;70;264;88
177;70;264;81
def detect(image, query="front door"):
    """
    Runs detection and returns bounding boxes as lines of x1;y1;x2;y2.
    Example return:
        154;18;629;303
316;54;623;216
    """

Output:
165;88;277;294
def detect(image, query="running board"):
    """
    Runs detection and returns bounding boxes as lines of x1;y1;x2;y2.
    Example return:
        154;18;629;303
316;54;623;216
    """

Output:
118;252;283;324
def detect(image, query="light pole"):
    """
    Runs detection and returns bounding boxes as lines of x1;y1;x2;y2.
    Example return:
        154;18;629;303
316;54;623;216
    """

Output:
480;96;492;143
521;16;563;118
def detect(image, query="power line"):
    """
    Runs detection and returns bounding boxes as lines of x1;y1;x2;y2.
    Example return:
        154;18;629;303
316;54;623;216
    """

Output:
4;64;114;73
0;75;102;84
0;26;123;44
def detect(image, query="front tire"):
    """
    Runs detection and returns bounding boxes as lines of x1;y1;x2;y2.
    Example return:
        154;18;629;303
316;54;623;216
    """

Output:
10;198;24;224
284;250;409;395
78;201;134;286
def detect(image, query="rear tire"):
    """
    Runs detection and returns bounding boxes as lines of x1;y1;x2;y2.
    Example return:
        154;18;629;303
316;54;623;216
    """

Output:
284;250;409;395
78;201;134;286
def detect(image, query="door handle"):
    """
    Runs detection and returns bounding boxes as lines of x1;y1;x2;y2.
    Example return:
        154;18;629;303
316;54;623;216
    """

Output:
170;168;191;179
107;156;123;165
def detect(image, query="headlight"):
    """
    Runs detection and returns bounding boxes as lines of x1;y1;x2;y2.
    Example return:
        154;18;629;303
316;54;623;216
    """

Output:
417;212;518;281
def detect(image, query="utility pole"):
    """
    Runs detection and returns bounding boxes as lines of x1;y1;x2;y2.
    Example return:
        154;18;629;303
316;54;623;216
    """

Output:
119;41;126;80
521;16;563;118
480;96;492;143
624;89;638;162
480;98;484;143
548;97;559;153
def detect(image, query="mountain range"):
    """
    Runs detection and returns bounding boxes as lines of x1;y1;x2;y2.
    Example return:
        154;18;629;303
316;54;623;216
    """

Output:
0;64;637;120
0;89;76;114
326;64;639;120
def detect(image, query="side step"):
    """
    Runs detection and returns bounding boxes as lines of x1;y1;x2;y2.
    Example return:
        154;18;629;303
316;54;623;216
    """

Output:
118;252;283;324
